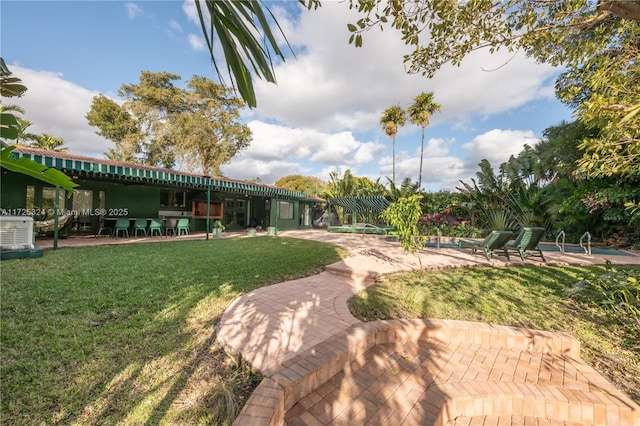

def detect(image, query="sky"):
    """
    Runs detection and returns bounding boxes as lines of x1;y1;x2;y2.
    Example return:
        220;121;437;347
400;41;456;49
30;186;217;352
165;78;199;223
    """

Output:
1;0;574;192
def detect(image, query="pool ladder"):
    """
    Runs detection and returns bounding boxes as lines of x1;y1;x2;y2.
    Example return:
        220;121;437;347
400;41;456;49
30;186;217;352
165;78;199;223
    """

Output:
555;231;565;254
556;231;592;255
580;231;592;255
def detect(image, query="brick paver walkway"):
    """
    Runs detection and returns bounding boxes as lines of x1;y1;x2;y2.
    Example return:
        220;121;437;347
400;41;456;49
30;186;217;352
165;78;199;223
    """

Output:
221;230;640;425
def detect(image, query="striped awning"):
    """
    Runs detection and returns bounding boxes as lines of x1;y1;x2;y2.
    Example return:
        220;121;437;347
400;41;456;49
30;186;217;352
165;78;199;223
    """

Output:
11;146;310;200
328;196;390;213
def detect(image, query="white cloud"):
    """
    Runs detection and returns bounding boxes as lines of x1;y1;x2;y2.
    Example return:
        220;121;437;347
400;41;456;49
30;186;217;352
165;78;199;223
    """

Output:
462;128;540;169
252;2;559;134
168;20;183;33
188;34;205;52
125;2;143;19
8;66;112;158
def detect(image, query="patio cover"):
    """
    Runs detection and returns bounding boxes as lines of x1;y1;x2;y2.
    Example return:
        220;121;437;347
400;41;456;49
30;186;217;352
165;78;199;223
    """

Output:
328;196;390;214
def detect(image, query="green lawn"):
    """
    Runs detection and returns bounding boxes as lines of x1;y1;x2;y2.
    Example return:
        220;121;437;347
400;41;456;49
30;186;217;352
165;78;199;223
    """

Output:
349;265;640;404
1;237;344;425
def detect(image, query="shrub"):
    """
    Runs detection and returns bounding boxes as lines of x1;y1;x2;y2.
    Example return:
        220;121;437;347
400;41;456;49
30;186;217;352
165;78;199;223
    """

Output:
564;261;640;319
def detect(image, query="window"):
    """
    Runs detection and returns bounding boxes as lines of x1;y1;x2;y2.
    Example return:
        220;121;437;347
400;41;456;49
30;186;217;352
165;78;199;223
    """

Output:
41;187;65;217
160;189;186;207
278;201;294;220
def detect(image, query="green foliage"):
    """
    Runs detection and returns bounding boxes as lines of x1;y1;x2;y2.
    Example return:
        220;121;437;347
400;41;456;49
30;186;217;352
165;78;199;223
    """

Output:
386;177;420;201
564;262;640;319
417;210;483;238
30;133;67;152
344;1;640;178
0;146;78;194
408;91;441;189
324;169;384;198
274;175;326;196
381;195;426;267
484;209;514;231
380;105;406;183
0;61;77;195
1;238;343;425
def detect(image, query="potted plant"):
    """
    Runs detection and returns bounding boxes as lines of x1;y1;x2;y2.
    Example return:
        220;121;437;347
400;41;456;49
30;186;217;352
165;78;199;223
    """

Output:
212;220;225;238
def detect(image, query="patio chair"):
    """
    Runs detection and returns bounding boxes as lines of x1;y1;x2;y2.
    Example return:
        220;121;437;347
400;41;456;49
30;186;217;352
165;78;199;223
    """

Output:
176;218;190;236
505;227;547;262
148;218;163;237
165;218;177;236
458;230;514;261
132;218;148;237
113;218;130;238
94;218;111;238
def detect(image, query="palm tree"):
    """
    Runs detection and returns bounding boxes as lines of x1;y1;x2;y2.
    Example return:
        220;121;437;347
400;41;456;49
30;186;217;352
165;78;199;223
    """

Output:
0;104;39;144
408;91;440;190
379;105;406;184
31;133;68;152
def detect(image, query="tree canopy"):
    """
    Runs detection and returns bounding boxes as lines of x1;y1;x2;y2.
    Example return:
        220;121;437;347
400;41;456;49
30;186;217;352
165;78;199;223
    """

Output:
86;71;251;175
200;1;637;178
274;175;325;196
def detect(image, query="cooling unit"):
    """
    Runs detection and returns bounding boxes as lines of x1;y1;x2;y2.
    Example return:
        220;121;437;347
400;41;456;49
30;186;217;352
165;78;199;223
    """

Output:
0;216;35;250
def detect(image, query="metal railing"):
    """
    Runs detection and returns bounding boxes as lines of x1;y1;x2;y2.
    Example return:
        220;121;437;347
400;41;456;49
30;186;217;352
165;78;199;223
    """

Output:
580;231;592;255
555;231;566;254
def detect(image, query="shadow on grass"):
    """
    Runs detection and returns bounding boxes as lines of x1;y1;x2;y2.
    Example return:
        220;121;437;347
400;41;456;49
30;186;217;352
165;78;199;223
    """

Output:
1;237;342;425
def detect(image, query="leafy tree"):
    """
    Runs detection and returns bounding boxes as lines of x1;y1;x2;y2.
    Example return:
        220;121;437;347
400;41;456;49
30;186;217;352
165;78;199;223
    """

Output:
380;194;427;270
379;105;406;184
86;95;139;162
170;76;251;175
86;71;251;174
274;175;326;196
407;91;440;190
31;133;68;152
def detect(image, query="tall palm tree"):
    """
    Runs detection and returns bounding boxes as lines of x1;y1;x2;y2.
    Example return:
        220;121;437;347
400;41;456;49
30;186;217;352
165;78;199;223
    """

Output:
379;105;406;184
31;133;68;152
408;91;440;190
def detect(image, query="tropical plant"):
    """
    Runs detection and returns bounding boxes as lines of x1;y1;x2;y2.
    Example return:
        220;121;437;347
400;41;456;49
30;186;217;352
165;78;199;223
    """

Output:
386;177;419;202
194;0;320;108
31;133;68;152
380;194;427;270
0;59;77;195
564;261;640;319
407;91;440;190
379;105;406;184
275;175;326;196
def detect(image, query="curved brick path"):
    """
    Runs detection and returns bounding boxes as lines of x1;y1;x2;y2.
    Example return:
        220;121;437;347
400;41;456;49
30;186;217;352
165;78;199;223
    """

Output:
219;230;640;425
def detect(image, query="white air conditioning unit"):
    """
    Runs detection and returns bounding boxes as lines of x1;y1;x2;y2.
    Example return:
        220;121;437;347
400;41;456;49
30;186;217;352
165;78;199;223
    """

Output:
0;216;35;250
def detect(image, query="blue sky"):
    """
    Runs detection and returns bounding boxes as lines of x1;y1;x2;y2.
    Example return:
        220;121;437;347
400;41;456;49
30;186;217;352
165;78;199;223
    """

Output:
2;0;574;191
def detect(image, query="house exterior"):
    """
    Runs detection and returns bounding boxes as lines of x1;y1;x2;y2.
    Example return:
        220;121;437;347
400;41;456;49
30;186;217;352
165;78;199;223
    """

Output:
1;146;324;234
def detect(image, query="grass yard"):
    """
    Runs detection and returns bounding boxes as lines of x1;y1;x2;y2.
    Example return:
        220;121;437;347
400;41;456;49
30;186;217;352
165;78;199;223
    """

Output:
1;237;344;425
349;265;640;404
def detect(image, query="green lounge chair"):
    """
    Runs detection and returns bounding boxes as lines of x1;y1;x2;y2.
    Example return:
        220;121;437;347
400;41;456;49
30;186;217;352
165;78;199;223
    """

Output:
458;230;514;261
505;227;547;262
